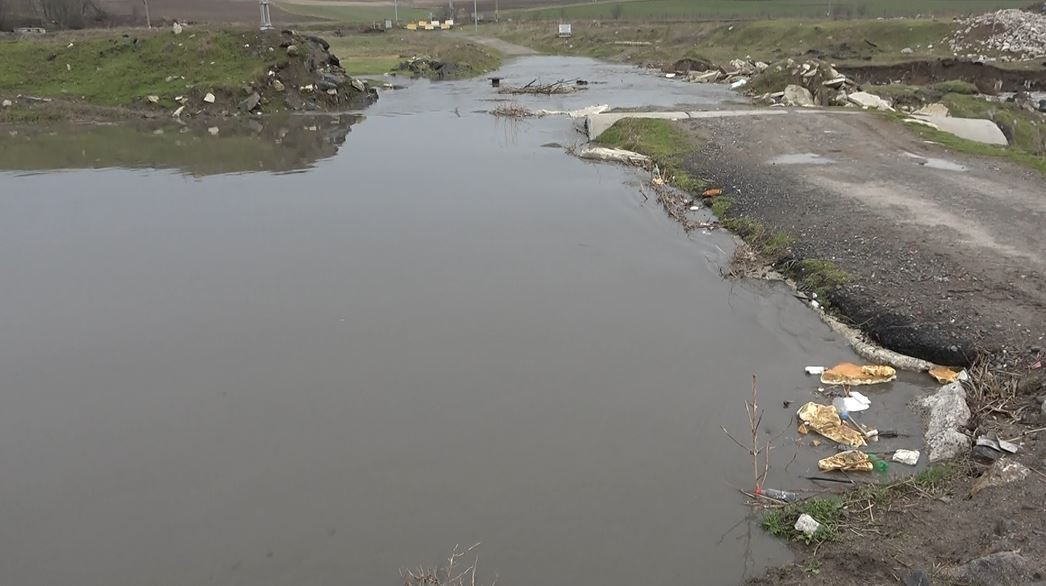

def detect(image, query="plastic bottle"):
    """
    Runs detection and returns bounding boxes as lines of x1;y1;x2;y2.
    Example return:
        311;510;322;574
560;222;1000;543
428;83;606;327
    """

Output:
755;487;799;502
867;454;889;473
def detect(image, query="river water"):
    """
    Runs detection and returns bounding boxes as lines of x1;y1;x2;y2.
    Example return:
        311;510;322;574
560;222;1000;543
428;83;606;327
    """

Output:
0;57;932;585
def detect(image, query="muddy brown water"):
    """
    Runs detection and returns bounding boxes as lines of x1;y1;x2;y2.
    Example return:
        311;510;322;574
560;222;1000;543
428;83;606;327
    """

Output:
0;57;935;585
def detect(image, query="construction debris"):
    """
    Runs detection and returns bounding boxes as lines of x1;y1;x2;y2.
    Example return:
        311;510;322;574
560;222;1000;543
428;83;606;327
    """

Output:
499;79;587;95
949;9;1046;62
921;382;972;463
794;514;821;537
577;146;651;166
820;363;897;386
797;402;867;448
892;449;920;465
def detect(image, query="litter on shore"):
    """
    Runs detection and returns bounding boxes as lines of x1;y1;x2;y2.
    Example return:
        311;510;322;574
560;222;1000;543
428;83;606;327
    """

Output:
820;362;897;386
797;402;867;448
818;450;874;472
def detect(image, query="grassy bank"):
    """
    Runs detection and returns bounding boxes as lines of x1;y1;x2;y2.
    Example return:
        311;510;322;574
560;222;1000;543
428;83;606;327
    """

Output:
0;29;269;107
504;0;1031;21
276;0;428;23
325;32;501;78
594;117;859;299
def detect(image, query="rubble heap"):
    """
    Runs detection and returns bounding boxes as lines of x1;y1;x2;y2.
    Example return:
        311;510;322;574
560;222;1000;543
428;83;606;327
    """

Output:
677;58;769;86
948;9;1046;61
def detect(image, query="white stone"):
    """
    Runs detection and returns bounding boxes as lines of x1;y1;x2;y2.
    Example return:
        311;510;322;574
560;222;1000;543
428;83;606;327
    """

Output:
915;103;950;117
203;92;215;104
1;99;12;108
783;84;814;107
794;514;821;536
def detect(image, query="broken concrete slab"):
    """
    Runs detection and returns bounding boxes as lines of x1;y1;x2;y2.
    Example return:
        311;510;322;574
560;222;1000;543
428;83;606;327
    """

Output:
848;91;895;112
913;115;1009;146
577;146;651;166
914;102;950;117
920;381;972;462
583;109;854;140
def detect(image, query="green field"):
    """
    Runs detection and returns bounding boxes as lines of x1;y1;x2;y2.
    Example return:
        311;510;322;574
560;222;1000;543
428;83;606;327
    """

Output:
325;31;501;77
507;0;1033;21
275;1;430;23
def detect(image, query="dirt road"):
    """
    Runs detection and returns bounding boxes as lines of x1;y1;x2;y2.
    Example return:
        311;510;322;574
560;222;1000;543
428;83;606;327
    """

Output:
682;112;1046;367
458;34;538;56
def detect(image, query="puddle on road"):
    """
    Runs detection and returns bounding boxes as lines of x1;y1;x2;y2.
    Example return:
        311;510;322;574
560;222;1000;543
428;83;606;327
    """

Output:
0;57;933;586
769;153;835;165
902;151;968;172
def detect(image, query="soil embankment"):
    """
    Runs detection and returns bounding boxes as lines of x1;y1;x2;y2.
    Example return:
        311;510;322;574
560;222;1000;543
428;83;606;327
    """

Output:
839;59;1046;93
681;111;1045;368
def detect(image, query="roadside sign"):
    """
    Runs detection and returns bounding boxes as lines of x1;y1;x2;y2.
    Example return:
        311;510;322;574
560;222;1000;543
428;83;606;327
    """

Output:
558;23;572;38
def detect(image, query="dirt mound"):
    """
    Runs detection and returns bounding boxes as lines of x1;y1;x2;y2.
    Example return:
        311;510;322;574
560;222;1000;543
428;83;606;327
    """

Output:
949;9;1046;61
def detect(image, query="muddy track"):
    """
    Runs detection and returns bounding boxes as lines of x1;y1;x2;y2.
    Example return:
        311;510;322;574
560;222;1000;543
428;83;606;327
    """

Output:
680;111;1046;367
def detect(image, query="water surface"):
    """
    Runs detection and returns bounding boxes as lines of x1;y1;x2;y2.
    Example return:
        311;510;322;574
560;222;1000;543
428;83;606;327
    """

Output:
0;57;930;585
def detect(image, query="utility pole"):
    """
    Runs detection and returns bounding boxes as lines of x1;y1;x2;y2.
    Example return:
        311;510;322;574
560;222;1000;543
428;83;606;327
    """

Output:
473;0;477;31
394;0;398;25
259;0;273;31
143;0;151;28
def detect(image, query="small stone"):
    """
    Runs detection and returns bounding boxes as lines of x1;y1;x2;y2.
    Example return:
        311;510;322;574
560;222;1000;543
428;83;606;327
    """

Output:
943;551;1034;586
172;22;183;35
146;95;160;104
901;47;914;54
351;78;366;93
794;513;820;536
239;92;261;112
1;99;12;108
993;518;1018;536
203;92;215;104
902;569;931;586
286;44;300;57
207;126;219;136
171;105;185;117
272;79;285;92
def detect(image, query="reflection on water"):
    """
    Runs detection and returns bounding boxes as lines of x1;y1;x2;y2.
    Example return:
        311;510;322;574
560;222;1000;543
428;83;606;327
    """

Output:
0;115;360;177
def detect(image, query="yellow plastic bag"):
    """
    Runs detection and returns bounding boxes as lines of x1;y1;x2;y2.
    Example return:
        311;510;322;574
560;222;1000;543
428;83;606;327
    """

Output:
796;402;867;448
818;450;873;472
820;362;896;386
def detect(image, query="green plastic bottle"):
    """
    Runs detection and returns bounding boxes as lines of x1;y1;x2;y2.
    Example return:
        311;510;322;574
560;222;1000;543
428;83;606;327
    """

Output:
868;454;889;473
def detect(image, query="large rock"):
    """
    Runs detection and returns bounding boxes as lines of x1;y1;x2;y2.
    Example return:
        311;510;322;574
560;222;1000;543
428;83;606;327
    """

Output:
920;382;971;462
971;458;1031;496
783;84;814;107
943;551;1036;586
848;91;895;111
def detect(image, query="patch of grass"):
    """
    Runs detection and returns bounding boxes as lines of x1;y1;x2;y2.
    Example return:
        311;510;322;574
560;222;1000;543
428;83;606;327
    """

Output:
910;464;956;491
0;29;273;107
670;170;705;193
594;118;693;167
710;195;734;217
326;32;501;78
930;80;978;95
794;259;851;297
762;497;844;544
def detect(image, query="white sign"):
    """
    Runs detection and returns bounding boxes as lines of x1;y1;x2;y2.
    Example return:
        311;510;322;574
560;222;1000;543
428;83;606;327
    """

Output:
558;23;572;38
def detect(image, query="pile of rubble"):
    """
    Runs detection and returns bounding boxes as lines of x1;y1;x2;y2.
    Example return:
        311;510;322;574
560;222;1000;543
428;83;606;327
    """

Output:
675;58;768;87
396;56;461;80
948;9;1046;61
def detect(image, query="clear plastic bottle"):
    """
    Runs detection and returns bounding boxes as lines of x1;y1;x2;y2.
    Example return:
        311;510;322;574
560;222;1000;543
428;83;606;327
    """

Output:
756;487;799;502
